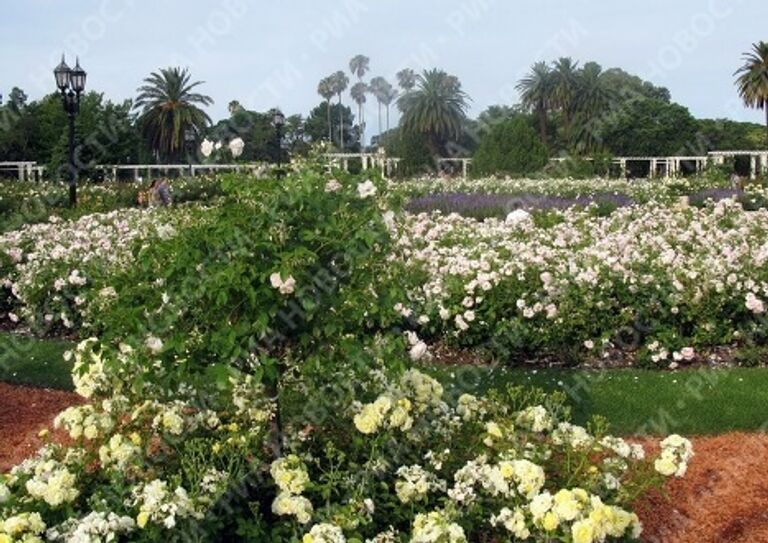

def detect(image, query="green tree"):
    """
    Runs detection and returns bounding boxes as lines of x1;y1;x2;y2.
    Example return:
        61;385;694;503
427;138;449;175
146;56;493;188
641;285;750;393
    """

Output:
600;99;697;156
304;102;356;150
735;41;768;145
369;76;388;139
329;71;349;149
350;82;368;147
573;62;615;152
396;68;417;92
316;77;335;143
551;57;580;147
472;117;548;176
134;67;213;162
398;69;470;157
516;61;553;147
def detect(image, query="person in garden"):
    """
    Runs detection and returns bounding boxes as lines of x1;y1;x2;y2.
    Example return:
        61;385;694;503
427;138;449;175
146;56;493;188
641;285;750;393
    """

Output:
144;178;172;206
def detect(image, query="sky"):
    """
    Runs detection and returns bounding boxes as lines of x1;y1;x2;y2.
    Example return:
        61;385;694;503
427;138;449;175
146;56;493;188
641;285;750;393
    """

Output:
2;0;766;127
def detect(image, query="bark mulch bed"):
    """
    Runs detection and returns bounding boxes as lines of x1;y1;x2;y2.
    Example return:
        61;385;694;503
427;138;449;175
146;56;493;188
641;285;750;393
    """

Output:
1;383;767;542
0;382;83;472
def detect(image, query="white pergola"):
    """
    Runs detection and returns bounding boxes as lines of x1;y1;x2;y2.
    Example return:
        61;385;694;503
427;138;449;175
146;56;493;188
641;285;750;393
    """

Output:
0;161;45;181
324;153;400;178
93;163;266;182
708;151;768;180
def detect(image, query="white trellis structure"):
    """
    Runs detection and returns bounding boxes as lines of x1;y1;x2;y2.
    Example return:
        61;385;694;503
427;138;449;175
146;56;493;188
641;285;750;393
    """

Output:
324;153;400;178
0;161;45;181
92;163;267;182
708;150;768;180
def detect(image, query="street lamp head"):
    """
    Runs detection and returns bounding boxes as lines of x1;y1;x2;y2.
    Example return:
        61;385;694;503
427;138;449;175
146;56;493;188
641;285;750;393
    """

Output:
54;55;71;92
272;109;285;128
70;58;87;94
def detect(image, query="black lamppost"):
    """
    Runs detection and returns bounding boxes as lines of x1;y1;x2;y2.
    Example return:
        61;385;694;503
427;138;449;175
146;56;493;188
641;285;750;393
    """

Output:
272;109;285;179
184;128;196;177
54;55;86;207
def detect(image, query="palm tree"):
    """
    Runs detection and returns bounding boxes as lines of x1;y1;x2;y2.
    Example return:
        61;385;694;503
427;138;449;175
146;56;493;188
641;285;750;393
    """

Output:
350;82;368;147
349;55;370;80
551;57;580;146
516;61;553;147
573;62;614;152
735;41;768;146
381;84;399;134
349;55;370;146
228;100;243;116
396;68;418;92
398;69;470;156
330;71;349;149
134;67;213;162
317;76;335;143
369;76;388;139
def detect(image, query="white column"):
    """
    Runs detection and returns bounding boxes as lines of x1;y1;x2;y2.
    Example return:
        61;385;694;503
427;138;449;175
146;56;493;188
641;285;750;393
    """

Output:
762;153;768;175
650;159;657;179
462;159;468;179
751;156;757;180
620;159;627;178
362;155;368;170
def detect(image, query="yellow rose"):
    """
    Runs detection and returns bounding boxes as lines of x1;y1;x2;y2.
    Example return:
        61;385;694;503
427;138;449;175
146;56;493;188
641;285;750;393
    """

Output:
129;433;142;446
572;519;595;543
0;534;12;543
137;512;150;529
486;422;503;438
302;535;314;543
542;511;559;531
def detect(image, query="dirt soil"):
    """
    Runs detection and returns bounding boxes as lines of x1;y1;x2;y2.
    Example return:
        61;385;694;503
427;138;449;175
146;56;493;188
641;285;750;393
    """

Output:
1;384;767;542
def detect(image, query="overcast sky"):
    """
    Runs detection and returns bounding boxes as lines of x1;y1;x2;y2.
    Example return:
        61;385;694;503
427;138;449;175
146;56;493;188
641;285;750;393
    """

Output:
2;0;766;125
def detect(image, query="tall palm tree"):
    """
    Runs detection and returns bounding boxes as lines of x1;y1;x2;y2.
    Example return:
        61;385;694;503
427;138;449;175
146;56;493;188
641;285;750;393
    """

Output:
134;67;213;162
396;68;417;92
349;55;370;80
381;84;398;134
551;57;580;146
369;76;388;139
516;61;553;147
735;41;768;146
398;69;470;156
317;76;335;143
349;55;370;146
330;71;349;149
350;82;368;148
573;62;614;152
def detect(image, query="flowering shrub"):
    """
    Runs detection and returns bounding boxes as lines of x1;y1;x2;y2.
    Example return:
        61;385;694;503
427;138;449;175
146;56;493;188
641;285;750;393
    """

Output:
392;198;768;365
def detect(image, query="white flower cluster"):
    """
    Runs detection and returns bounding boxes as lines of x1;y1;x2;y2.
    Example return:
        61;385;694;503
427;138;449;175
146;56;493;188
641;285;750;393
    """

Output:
97;434;141;470
302;522;346;543
270;272;297;295
654;434;694;477
394;465;445;504
271;455;314;524
131;479;200;530
24;459;79;507
0;512;46;542
411;510;466;543
54;405;113;441
46;511;135;543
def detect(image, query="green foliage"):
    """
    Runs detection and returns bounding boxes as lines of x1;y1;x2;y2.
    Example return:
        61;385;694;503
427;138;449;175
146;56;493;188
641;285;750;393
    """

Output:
472;117;548;177
384;128;433;177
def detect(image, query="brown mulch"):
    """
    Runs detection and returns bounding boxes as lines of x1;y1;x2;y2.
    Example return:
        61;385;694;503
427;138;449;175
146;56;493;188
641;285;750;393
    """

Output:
0;382;83;472
1;385;768;541
636;432;768;543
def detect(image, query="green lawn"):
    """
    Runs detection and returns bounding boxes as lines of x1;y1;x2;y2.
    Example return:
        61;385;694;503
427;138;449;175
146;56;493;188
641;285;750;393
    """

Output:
429;364;768;436
0;332;74;390
1;330;766;435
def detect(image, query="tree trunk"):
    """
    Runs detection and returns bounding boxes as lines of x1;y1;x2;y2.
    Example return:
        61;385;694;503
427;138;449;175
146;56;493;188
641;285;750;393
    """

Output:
538;103;548;147
765;107;768;148
326;101;332;143
386;105;390;134
338;95;344;150
378;102;383;140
